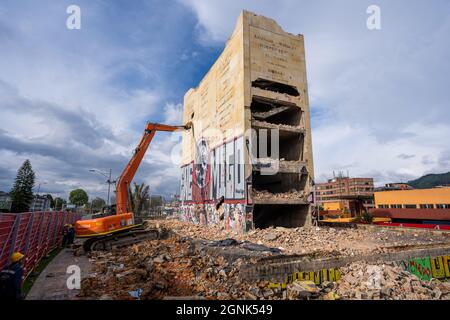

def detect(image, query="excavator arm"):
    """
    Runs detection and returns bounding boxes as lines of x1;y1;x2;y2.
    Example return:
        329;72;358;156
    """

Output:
116;122;191;215
75;121;191;240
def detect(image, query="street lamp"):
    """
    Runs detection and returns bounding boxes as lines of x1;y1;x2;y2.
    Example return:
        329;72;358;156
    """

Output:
89;168;116;206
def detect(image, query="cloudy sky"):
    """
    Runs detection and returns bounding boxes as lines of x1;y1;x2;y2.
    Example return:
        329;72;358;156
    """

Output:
0;0;449;200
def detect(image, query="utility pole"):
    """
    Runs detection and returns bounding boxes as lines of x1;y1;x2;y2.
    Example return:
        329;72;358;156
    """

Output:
32;182;47;212
89;169;116;206
107;168;112;207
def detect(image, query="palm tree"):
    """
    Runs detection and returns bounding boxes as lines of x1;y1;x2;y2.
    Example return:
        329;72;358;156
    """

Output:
131;182;150;220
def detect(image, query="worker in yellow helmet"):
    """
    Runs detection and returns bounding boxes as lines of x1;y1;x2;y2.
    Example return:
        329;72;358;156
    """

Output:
0;252;25;299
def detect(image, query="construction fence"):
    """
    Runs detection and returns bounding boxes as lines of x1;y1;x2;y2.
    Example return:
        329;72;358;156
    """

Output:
0;211;82;275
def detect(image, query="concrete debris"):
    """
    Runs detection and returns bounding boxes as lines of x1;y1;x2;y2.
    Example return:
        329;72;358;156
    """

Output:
159;220;449;257
286;281;320;300
334;261;450;300
128;288;143;300
79;233;281;300
78;219;450;300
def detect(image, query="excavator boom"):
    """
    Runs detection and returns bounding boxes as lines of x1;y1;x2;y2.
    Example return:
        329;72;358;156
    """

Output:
75;121;191;245
116;122;190;215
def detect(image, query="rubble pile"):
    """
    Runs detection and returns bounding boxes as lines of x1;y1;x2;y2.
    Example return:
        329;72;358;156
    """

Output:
254;158;304;166
79;234;271;300
252;189;306;201
158;220;448;257
78;219;450;300
252;119;302;131
280;262;450;300
333;262;450;300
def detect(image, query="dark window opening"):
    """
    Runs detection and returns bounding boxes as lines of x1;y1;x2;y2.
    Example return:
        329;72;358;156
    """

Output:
252;172;307;194
253;204;309;228
254;129;303;161
252;78;300;96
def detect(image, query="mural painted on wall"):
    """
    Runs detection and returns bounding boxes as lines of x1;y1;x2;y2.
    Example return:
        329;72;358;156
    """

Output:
180;203;248;233
181;136;246;203
395;255;450;280
223;203;246;234
180;136;248;232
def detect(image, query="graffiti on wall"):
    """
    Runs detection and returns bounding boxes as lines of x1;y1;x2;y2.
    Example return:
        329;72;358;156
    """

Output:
180;136;248;232
181;136;245;203
395;255;450;280
267;255;450;289
408;257;432;280
268;268;342;289
180;203;248;233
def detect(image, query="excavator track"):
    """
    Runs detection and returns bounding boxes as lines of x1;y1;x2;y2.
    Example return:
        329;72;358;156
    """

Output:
82;226;169;252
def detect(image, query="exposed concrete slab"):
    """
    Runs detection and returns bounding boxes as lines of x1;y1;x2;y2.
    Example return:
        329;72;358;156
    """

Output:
26;248;92;300
253;198;309;205
252;159;307;173
252;119;305;134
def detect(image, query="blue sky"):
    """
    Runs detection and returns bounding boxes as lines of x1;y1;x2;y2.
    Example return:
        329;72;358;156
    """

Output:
0;0;449;201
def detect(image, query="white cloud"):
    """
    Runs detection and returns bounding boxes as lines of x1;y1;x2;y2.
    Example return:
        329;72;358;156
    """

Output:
0;1;196;198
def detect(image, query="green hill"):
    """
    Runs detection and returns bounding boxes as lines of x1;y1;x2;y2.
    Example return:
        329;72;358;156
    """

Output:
408;172;450;189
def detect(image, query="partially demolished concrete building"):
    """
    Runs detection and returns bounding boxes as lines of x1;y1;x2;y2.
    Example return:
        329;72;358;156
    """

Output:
180;11;314;233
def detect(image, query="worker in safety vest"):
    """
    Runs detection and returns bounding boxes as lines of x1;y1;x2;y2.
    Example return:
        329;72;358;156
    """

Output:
0;252;25;300
62;224;69;247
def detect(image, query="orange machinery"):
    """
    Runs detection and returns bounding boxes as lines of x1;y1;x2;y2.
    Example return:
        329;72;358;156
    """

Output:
75;122;191;239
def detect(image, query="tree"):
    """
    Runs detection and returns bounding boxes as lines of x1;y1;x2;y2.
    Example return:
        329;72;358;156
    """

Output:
131;182;150;218
69;188;89;206
10;160;35;213
54;197;67;210
92;197;106;210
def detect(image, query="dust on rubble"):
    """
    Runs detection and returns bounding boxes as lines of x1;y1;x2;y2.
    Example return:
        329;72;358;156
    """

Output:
333;261;450;300
283;262;450;300
79;233;266;300
158;219;450;258
79;219;450;300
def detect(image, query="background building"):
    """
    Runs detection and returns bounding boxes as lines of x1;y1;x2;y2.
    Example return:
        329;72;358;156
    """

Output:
31;194;52;212
371;187;450;224
180;11;314;232
316;175;374;216
0;191;12;212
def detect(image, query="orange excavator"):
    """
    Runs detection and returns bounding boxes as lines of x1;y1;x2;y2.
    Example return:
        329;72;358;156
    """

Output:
75;122;192;251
